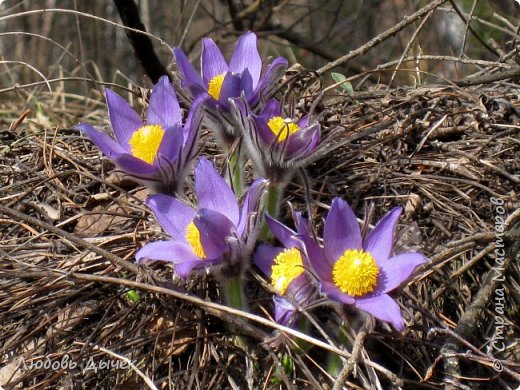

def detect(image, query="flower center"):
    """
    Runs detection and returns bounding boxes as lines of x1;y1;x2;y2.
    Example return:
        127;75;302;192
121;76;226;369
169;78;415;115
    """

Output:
128;124;165;164
332;249;379;297
185;221;206;259
270;248;304;295
208;72;226;100
267;116;300;142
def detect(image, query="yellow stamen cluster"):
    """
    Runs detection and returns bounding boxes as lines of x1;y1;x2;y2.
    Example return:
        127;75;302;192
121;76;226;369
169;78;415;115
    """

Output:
185;221;206;259
208;73;226;100
270;248;304;295
267;116;300;142
332;249;379;297
128;124;165;164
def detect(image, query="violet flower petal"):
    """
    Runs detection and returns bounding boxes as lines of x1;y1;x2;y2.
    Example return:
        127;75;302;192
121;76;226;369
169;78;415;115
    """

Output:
323;198;362;264
273;295;296;326
218;72;242;108
156;126;183;163
237;177;266;237
355;294;405;331
239;68;254;100
182;94;206;152
286;273;314;305
260;98;282;119
376;252;428;294
146;75;182;128
195;158;240;225
115;154;159;177
298;234;329;280
146;194;195;242
250;56;288;103
297;124;320;157
173;47;204;88
194;208;235;259
229;32;262;87
135;240;200;264
105;89;142;148
294;212;312;236
251;114;276;145
320;281;355;305
285;122;320;158
228;96;249;119
76;123;126;158
364;207;402;264
201;37;228;84
175;261;205;279
266;214;300;249
296;115;310;128
254;245;284;278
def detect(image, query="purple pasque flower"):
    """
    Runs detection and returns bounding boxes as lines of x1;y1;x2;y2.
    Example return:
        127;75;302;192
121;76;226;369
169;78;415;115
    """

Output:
136;157;266;278
230;98;320;182
305;198;428;331
254;213;317;326
76;76;204;195
173;32;287;111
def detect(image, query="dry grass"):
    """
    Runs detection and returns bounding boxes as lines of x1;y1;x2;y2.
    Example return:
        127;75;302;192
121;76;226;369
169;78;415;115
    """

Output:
1;71;519;389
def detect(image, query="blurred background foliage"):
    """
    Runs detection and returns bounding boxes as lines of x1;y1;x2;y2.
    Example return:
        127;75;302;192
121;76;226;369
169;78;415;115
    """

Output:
0;0;518;93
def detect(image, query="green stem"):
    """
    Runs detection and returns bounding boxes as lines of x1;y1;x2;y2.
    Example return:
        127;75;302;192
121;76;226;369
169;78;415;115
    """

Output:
221;275;249;348
228;148;244;198
261;183;284;240
221;276;248;313
295;315;311;352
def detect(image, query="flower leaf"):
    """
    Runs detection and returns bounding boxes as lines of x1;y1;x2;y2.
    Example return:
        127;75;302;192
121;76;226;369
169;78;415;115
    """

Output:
331;72;354;93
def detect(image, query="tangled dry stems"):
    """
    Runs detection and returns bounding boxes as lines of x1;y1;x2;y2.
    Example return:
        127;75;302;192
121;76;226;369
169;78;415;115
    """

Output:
1;66;519;389
1;2;520;387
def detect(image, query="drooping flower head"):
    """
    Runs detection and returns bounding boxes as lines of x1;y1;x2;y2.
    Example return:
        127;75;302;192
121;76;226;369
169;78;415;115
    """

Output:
305;198;428;331
254;213;317;326
173;32;287;110
231;98;320;182
76;76;204;195
136;157;266;278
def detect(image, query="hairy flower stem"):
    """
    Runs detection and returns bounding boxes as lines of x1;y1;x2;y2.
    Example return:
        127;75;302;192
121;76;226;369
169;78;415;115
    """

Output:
222;276;248;313
295;316;311;352
221;275;249;348
261;182;284;240
228;148;244;198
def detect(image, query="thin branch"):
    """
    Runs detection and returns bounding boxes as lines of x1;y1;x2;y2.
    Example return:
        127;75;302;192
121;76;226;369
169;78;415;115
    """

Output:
447;0;499;57
454;66;520;87
316;0;448;75
0;203;139;274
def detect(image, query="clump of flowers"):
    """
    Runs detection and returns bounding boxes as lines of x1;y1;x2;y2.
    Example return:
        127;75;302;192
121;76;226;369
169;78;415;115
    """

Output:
136;157;265;279
254;213;317;326
76;76;204;195
174;32;287;111
229;96;321;232
76;31;431;377
231;97;320;183
303;198;428;330
174;32;288;146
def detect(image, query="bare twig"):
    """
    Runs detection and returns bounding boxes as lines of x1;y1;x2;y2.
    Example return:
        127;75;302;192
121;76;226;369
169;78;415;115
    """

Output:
332;328;368;390
87;344;159;390
454;66;520;87
0;203;139;274
316;0;447;75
